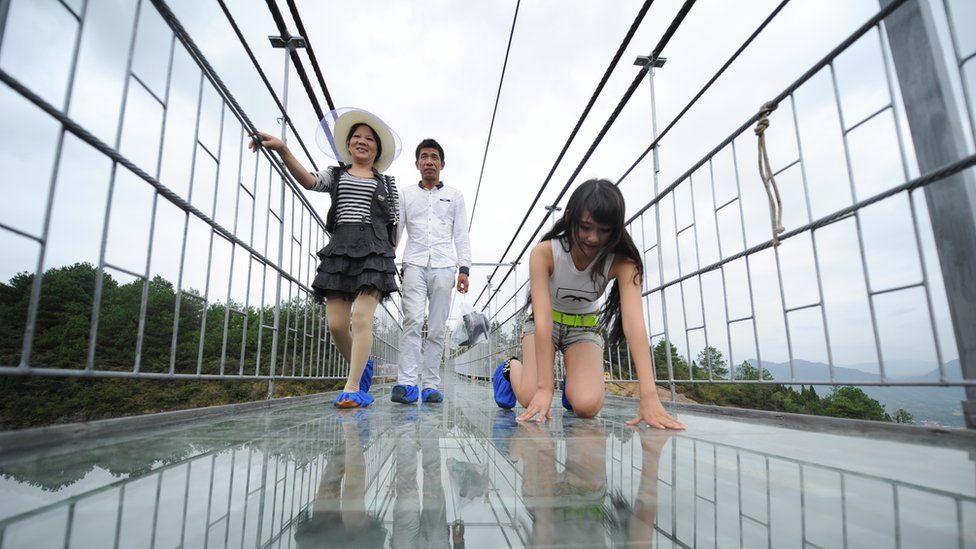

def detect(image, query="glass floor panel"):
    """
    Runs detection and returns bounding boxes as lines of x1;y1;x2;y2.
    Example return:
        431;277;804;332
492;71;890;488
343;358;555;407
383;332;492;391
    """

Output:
0;374;974;548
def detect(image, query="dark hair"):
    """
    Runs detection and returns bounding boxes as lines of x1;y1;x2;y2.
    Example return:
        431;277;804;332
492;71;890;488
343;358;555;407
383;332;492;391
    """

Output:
346;123;382;165
537;179;643;345
414;138;445;162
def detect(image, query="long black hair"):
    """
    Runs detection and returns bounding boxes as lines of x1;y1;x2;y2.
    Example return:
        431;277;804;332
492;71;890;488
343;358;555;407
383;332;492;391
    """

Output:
537;179;643;345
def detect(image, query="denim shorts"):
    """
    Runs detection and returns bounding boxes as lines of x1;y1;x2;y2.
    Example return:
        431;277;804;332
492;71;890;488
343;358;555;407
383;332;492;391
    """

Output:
522;315;605;353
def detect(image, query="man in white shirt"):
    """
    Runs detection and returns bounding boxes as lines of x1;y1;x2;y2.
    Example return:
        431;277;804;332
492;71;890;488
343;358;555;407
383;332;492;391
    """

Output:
392;139;472;404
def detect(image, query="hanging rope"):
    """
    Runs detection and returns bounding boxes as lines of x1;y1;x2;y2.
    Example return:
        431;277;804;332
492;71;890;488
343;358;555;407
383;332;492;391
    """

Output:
755;101;785;246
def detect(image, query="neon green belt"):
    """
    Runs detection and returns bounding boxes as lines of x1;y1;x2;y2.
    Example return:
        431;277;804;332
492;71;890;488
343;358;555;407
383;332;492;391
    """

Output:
552;310;599;327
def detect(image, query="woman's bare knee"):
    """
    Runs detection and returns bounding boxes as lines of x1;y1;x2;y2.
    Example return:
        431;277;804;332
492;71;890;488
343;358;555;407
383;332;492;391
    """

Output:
569;394;605;418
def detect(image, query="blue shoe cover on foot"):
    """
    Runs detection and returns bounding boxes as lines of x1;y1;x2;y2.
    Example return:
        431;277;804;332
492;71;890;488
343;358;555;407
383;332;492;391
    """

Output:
360;357;374;393
391;384;419;404
334;390;374;408
561;376;572;411
421;388;444;403
492;361;516;409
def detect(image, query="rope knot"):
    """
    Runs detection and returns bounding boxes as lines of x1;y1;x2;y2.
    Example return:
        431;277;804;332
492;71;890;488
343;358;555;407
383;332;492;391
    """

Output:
754;101;784;246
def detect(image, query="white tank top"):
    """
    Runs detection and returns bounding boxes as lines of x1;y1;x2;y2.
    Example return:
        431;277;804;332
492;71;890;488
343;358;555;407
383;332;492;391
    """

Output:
547;239;613;314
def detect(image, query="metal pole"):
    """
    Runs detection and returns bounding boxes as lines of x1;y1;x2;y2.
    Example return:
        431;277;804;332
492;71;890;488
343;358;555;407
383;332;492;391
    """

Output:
636;55;673;402
882;0;976;428
267;33;306;398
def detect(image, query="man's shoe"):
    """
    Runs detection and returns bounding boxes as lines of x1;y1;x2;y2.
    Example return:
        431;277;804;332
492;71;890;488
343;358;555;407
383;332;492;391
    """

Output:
492;360;516;409
391;384;419;404
360;358;374;393
421;388;444;403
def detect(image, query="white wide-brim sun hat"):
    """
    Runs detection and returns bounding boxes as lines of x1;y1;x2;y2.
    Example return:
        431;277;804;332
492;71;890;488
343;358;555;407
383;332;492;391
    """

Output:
315;107;401;173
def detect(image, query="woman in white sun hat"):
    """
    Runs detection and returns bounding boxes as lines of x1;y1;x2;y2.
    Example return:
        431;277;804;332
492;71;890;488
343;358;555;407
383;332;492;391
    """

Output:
250;108;401;409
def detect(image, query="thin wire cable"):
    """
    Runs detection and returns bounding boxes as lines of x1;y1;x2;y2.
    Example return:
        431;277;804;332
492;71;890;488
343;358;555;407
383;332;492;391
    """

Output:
476;0;699;311
215;0;318;170
468;0;521;229
615;0;792;186
470;0;659;307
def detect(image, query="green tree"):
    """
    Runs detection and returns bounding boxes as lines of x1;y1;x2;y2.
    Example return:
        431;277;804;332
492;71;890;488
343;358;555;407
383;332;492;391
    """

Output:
819;387;891;422
892;408;914;424
694;346;729;378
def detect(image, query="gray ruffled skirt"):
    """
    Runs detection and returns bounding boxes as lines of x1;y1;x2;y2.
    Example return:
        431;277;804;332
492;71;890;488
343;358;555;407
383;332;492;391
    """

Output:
312;224;398;301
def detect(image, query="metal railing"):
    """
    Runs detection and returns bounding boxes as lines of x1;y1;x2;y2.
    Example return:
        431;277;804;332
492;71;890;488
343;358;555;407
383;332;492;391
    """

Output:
0;0;400;382
450;0;976;425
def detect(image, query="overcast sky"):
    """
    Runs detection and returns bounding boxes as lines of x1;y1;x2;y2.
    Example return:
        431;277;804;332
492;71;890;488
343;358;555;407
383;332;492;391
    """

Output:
1;0;973;374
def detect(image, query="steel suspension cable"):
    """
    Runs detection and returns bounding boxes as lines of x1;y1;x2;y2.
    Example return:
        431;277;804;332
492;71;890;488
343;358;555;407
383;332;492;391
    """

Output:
264;0;326;122
470;0;658;307
468;0;521;230
623;0;910;226
615;0;793;186
215;0;318;170
476;0;699;311
284;0;338;114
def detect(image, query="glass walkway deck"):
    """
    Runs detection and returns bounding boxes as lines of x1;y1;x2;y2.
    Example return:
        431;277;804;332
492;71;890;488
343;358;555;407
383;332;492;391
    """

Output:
1;374;973;548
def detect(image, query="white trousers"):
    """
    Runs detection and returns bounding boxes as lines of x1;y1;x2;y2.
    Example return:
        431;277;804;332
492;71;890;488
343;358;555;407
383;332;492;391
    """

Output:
398;265;454;388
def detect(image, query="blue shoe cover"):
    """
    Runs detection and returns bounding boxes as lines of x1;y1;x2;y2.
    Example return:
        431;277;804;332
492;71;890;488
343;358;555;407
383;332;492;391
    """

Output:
334;390;374;408
492;361;516;409
421;388;444;403
391;384;419;404
561;376;572;411
360;357;374;393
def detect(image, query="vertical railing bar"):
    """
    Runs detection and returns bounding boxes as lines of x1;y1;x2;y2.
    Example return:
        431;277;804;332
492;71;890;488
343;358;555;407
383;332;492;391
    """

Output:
799;464;808;547
736;451;744;548
877;24;948;382
764;457;772;548
729;139;753;381
828;60;885;382
693;161;712;380
674;176;693;383
240;447;255;547
134;33;176;375
19;0;91;370
692;439;698;548
61;501;75;549
954;498;963;549
893;485;902;549
223;449;237;547
86;0;144;372
202;453;217;549
240;153;259;377
112;485;125;549
194;82;227;376
787;94;836;376
149;472;162;549
707;155;733;382
839;473;849;549
169;70;207;375
179;461;192;547
218;123;244;376
773;100;802;382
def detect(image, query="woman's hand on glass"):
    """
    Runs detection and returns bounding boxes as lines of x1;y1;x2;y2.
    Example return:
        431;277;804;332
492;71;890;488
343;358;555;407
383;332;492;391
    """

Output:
626;397;686;430
517;389;553;423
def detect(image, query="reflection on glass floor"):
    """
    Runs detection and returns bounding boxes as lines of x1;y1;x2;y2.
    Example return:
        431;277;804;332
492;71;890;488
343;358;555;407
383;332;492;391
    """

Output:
0;375;974;548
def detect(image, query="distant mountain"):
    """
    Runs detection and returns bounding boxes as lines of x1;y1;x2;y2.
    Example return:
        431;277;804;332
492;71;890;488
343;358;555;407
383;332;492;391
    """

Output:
745;359;965;427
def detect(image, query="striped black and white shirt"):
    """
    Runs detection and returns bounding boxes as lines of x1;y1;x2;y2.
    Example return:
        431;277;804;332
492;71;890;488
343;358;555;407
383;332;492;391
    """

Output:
311;168;399;226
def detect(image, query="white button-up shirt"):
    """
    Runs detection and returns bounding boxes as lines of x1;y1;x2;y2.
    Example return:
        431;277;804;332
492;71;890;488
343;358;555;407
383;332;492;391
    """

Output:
398;182;472;273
